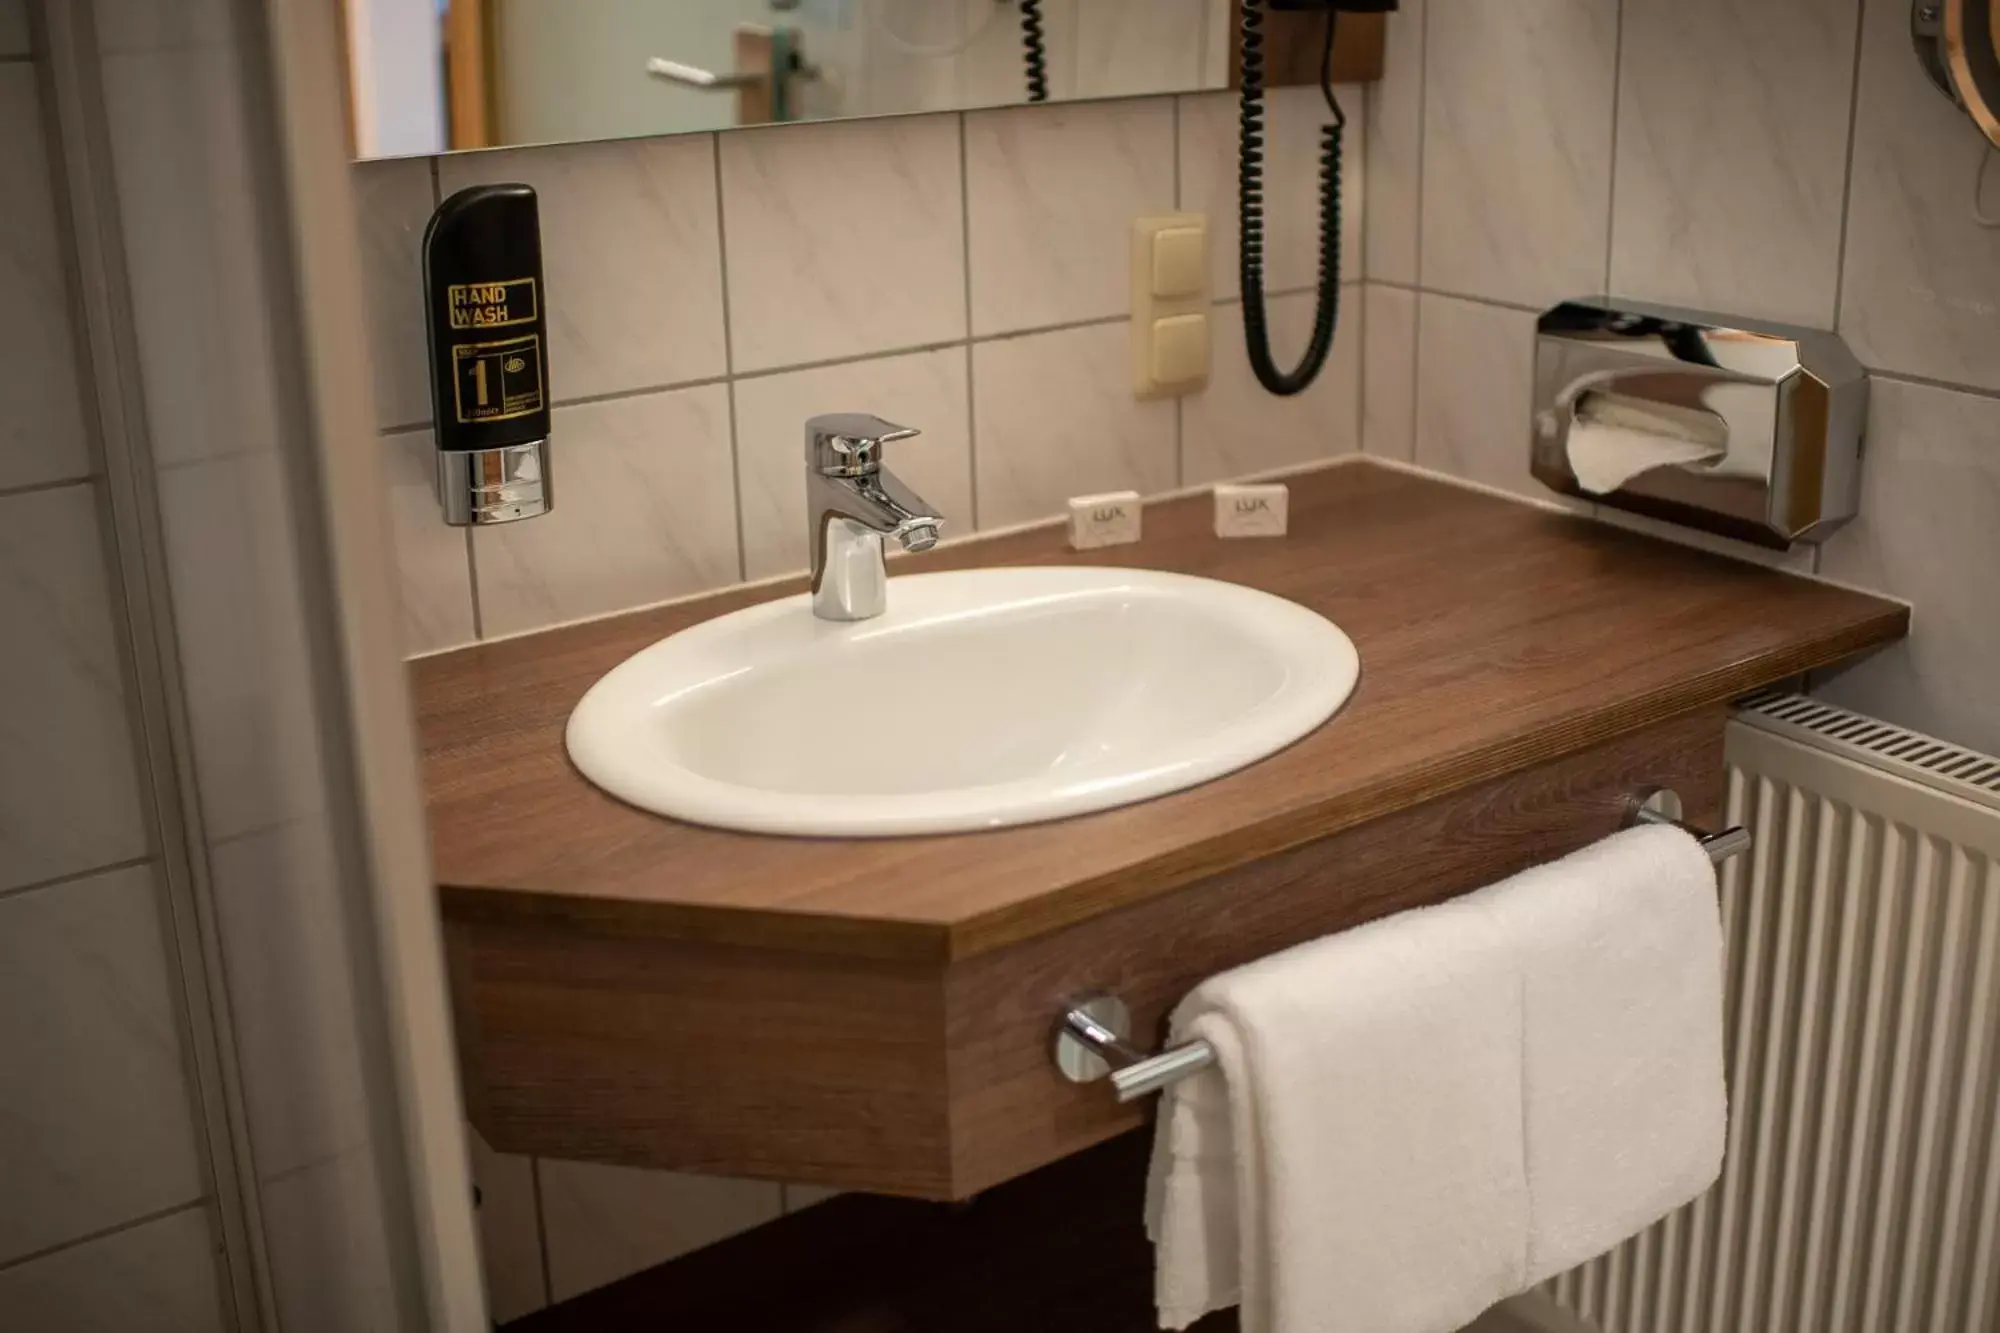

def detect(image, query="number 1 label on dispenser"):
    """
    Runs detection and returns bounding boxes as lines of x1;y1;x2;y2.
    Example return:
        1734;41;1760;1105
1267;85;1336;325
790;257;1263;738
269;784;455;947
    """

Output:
451;334;544;424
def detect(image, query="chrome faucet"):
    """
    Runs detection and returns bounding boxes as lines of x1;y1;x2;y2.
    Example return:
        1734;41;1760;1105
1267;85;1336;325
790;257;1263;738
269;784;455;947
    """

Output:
805;413;943;621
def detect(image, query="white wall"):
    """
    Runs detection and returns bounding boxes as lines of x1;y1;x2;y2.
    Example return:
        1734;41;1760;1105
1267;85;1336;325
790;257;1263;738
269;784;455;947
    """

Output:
347;0;444;156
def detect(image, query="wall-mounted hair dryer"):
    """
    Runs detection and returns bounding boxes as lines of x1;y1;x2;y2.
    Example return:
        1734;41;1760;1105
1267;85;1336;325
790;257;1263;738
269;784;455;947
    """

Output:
1237;0;1397;397
1912;0;2000;148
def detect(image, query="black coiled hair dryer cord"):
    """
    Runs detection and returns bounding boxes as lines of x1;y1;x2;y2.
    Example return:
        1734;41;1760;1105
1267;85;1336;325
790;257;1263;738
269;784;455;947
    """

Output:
1240;1;1344;396
1021;0;1049;102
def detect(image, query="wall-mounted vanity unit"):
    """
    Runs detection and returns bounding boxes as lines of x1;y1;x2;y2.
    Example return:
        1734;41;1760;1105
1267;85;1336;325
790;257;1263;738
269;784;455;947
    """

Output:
416;459;1904;1200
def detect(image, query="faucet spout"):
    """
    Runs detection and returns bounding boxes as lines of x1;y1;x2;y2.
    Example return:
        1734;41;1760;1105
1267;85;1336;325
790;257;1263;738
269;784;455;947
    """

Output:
820;470;942;544
803;414;943;621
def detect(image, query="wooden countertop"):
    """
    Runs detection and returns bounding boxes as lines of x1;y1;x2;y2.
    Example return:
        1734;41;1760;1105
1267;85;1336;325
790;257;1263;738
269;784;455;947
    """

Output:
413;459;1906;962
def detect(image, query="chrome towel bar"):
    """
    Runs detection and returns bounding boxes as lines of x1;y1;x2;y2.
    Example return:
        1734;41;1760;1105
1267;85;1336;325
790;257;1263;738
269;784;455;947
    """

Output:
1052;789;1751;1103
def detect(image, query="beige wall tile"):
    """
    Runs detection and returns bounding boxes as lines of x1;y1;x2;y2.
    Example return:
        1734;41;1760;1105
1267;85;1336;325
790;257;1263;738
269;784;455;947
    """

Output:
1815;378;2000;754
155;454;326;840
1839;0;2000;391
1362;283;1417;460
1420;0;1616;308
1412;293;1548;502
0;67;92;491
1180;85;1366;301
0;482;147;888
733;347;973;581
350;157;435;430
966;99;1175;335
258;1147;403;1333
1183;289;1362;484
380;431;476;655
1609;0;1858;327
972;321;1176;528
0;1207;224;1333
91;0;230;55
101;47;283;467
0;484;147;892
539;1161;781;1301
472;384;739;637
0;864;204;1263
208;818;372;1178
0;2;27;55
720;115;965;372
1364;0;1424;285
439;134;727;402
468;1130;546;1323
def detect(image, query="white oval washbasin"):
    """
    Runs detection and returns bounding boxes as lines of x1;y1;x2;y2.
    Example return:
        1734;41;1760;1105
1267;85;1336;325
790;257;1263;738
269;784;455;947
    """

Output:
565;566;1360;837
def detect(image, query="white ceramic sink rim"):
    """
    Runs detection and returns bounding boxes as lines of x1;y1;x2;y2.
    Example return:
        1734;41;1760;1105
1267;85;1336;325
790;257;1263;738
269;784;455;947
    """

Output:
565;566;1360;837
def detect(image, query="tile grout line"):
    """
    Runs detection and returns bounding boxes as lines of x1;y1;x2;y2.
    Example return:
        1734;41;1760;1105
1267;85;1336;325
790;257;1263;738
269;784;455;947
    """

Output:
492;307;1284;421
959;112;981;527
0;472;99;502
1172;95;1185;487
711;131;749;583
0;854;152;905
1373;278;1543;316
1408;0;1430;465
1352;281;1368;460
1413;0;1430;295
1601;0;1625;295
463;525;483;641
376;291;1342;449
1828;0;1871;332
1867;366;2000;402
1352;66;1370;458
0;1197;209;1276
530;1157;554;1305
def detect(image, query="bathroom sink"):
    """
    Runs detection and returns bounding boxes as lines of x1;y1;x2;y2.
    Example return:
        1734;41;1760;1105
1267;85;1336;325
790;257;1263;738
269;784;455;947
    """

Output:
564;566;1359;837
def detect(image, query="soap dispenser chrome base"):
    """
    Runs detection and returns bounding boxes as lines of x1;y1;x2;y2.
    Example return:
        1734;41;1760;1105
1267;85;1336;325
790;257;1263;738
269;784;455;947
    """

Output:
437;439;552;525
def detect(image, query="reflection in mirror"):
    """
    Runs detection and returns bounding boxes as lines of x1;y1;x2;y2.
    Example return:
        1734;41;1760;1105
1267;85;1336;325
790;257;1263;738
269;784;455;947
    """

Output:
345;1;1234;160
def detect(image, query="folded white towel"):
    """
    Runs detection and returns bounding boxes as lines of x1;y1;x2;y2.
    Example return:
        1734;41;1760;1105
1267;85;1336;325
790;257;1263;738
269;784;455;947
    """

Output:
1147;892;1531;1333
1468;824;1728;1282
1146;824;1726;1333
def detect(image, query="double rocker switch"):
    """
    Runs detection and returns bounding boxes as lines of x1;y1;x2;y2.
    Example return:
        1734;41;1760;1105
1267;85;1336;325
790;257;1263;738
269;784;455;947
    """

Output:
1133;214;1211;398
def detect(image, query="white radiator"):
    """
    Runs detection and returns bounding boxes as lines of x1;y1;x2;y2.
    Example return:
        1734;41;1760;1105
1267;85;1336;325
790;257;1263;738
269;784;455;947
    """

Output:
1547;692;2000;1333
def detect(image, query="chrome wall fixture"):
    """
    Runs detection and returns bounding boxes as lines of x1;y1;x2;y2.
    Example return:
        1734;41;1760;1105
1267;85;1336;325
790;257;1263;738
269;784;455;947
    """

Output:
1052;788;1752;1102
1530;298;1867;550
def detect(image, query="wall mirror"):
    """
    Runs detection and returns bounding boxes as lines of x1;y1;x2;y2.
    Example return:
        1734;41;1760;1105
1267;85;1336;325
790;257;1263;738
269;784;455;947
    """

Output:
350;0;1229;158
344;1;1386;160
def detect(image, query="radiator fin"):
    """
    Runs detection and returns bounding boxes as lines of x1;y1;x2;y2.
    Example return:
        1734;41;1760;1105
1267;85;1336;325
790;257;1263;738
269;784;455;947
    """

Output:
1546;701;2000;1333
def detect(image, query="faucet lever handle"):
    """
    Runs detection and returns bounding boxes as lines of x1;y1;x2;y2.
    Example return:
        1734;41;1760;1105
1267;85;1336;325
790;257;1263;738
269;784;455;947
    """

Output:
805;413;919;477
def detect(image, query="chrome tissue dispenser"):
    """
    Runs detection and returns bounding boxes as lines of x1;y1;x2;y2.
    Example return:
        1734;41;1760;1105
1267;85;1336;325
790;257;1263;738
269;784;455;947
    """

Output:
1531;298;1866;548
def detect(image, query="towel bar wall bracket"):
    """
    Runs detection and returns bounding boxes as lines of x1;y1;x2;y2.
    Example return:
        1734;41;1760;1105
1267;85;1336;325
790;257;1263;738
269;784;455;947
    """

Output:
1051;786;1751;1102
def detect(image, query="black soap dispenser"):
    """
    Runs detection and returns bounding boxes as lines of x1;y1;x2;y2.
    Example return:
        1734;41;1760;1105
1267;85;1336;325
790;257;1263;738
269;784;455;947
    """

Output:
422;184;553;524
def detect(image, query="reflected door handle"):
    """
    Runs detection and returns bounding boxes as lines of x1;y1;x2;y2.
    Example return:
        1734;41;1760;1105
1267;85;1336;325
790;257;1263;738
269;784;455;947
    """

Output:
644;57;764;90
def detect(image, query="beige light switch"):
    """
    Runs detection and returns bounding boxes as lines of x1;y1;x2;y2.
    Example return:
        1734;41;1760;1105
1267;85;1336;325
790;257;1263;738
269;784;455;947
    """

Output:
1132;213;1211;399
1151;313;1210;385
1151;226;1206;299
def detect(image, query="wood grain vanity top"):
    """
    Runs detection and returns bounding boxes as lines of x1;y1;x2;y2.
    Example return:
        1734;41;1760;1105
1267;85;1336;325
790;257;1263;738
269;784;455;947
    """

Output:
413;459;1906;962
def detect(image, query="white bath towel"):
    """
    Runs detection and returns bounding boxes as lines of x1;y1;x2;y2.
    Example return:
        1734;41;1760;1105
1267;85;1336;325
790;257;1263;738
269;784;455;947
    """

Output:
1146;824;1727;1333
1146;892;1531;1333
1467;824;1728;1282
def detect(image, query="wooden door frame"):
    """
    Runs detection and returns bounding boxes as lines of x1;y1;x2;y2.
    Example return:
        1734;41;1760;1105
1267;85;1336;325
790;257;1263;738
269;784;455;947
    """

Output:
446;0;496;149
